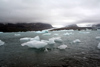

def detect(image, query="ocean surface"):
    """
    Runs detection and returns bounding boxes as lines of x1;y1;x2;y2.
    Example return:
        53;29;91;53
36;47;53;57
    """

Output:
0;30;100;67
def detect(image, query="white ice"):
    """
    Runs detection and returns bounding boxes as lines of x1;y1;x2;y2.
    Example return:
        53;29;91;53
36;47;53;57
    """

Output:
30;36;40;41
20;37;31;41
21;40;48;49
14;34;21;36
20;36;40;41
58;44;67;49
0;40;5;46
73;39;81;43
48;37;62;44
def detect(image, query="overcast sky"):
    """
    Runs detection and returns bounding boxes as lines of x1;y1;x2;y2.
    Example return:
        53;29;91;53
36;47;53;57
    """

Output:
0;0;100;26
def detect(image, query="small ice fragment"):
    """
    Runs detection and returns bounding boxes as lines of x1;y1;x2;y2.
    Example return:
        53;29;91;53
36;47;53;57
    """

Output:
21;40;48;49
0;40;5;46
20;37;31;41
14;34;21;36
43;33;51;36
96;36;100;40
97;43;100;49
58;44;67;49
73;39;81;43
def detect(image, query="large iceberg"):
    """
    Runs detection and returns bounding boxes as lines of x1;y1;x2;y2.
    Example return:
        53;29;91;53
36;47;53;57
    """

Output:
21;40;48;49
58;44;67;49
0;40;5;46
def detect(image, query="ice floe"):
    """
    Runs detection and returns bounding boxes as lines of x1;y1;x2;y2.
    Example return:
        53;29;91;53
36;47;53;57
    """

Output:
21;40;48;49
73;39;81;43
0;40;5;46
58;44;67;49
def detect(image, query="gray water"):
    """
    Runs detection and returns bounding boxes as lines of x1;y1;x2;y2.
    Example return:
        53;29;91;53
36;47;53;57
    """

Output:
0;30;100;67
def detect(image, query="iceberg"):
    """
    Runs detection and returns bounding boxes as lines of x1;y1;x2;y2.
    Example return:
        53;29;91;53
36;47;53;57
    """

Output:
21;40;48;49
0;40;5;46
58;44;67;49
73;39;81;43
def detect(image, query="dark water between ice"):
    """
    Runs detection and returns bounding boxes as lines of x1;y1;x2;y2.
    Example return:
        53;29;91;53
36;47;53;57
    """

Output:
0;30;100;67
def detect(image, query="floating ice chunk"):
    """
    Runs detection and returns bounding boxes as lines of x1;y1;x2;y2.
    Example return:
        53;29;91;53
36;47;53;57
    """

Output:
96;36;100;40
43;33;51;36
20;37;31;41
63;32;73;36
0;40;5;46
21;40;48;49
58;44;67;49
48;39;55;44
30;36;40;41
49;37;62;43
97;43;100;49
54;38;62;43
20;36;40;42
73;39;81;43
14;34;21;36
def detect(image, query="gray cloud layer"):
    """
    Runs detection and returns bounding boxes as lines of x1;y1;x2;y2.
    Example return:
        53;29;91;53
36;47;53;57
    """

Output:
0;0;100;26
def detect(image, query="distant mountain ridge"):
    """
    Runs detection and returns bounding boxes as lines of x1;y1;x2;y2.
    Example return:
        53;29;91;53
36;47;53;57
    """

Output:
0;22;53;32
